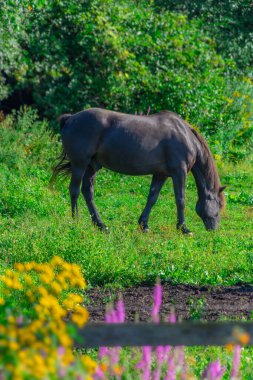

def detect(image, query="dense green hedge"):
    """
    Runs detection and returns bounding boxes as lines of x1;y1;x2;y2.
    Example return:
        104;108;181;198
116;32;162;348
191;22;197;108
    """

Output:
0;0;252;158
154;0;253;74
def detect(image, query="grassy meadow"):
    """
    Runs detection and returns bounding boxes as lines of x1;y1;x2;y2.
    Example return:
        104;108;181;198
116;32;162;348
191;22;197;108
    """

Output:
1;1;253;377
1;109;253;289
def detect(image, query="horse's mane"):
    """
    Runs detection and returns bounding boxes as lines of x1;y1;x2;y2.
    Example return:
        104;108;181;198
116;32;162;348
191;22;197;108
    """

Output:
190;128;225;209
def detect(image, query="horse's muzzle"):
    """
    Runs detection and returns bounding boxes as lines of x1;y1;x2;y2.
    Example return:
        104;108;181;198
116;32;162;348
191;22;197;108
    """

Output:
203;218;219;231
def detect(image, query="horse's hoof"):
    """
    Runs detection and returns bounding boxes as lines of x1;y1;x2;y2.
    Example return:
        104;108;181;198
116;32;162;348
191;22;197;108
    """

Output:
177;224;193;236
139;222;149;233
184;230;194;236
101;225;110;234
96;224;110;233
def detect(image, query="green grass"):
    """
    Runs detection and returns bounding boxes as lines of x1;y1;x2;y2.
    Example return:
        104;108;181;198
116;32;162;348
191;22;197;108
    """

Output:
1;168;253;287
1;109;253;379
0;110;253;288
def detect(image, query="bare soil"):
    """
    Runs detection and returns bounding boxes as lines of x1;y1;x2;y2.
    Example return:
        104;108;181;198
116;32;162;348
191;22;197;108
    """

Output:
86;284;253;322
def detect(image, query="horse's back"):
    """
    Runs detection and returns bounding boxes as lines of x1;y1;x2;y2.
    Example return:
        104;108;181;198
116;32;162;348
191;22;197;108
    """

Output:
60;108;197;175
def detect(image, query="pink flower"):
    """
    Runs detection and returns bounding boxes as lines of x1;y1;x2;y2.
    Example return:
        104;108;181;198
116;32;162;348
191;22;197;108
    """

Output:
202;360;226;380
136;346;152;380
231;345;241;379
57;346;65;356
98;346;109;359
116;299;125;323
152;282;162;323
165;355;176;380
58;367;66;378
94;366;105;379
169;310;176;324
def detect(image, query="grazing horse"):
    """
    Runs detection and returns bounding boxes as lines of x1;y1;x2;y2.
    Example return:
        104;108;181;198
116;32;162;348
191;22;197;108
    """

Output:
51;108;225;234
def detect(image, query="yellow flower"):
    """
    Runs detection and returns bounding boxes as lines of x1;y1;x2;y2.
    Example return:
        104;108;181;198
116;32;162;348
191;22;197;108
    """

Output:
71;306;89;328
225;342;235;352
50;281;62;295
24;262;35;271
81;354;97;373
238;333;250;345
40;273;52;284
100;363;108;372
62;348;75;365
26;289;35;302
23;273;33;285
1;256;94;378
8;315;16;324
63;293;83;310
8;341;19;350
14;263;25;272
59;333;73;347
50;255;64;267
113;365;123;376
55;274;68;289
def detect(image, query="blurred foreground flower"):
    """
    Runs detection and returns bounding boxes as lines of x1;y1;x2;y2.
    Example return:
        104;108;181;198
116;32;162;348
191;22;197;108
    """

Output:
0;256;95;379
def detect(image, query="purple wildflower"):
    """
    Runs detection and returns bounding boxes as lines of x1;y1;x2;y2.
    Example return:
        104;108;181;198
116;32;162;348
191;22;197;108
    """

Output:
94;366;105;379
16;315;23;325
153;345;165;380
98;346;109;359
152;281;162;323
116;299;125;323
57;346;65;356
231;345;241;379
165;355;176;380
169;310;176;324
58;367;67;378
202;360;226;380
136;346;152;380
176;346;187;380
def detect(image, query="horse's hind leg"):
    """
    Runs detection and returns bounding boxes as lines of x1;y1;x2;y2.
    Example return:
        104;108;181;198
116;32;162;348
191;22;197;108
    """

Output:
81;165;108;232
138;175;167;232
69;166;86;218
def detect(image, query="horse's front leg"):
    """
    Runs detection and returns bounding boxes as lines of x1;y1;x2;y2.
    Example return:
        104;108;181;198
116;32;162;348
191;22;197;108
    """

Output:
172;170;193;235
81;165;109;232
138;175;167;232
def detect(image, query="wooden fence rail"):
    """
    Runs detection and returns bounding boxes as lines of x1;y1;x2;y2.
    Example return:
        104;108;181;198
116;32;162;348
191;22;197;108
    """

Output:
75;322;253;348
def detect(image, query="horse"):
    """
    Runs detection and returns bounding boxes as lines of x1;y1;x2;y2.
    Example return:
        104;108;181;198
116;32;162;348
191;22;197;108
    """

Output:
51;108;226;234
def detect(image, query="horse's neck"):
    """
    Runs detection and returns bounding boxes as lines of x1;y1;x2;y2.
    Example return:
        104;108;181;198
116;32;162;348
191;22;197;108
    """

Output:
191;151;211;199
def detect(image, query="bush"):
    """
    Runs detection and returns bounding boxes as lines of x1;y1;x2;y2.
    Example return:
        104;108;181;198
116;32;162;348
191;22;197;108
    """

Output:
0;108;61;218
1;0;252;156
154;0;253;75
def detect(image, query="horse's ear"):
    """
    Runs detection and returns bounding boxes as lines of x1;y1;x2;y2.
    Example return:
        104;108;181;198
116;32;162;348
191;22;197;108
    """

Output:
219;186;227;193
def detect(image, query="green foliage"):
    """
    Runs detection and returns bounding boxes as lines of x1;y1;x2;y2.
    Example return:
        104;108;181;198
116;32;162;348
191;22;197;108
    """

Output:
0;110;253;287
1;0;252;156
154;0;253;74
0;108;59;217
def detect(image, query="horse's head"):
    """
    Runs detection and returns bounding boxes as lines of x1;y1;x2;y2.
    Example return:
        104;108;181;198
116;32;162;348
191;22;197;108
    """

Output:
196;186;226;230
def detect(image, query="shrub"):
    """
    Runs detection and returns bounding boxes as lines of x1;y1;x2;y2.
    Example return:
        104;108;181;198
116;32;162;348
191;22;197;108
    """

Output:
154;0;253;75
1;0;252;156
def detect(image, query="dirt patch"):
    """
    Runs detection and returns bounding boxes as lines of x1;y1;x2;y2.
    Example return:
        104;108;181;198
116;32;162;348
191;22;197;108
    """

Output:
86;284;253;322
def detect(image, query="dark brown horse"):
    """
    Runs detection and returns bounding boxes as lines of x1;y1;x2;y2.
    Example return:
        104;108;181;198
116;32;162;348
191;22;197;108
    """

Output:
51;108;225;234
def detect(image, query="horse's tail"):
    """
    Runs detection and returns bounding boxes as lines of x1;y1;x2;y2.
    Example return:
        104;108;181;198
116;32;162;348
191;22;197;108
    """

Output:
50;150;72;186
50;114;73;186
